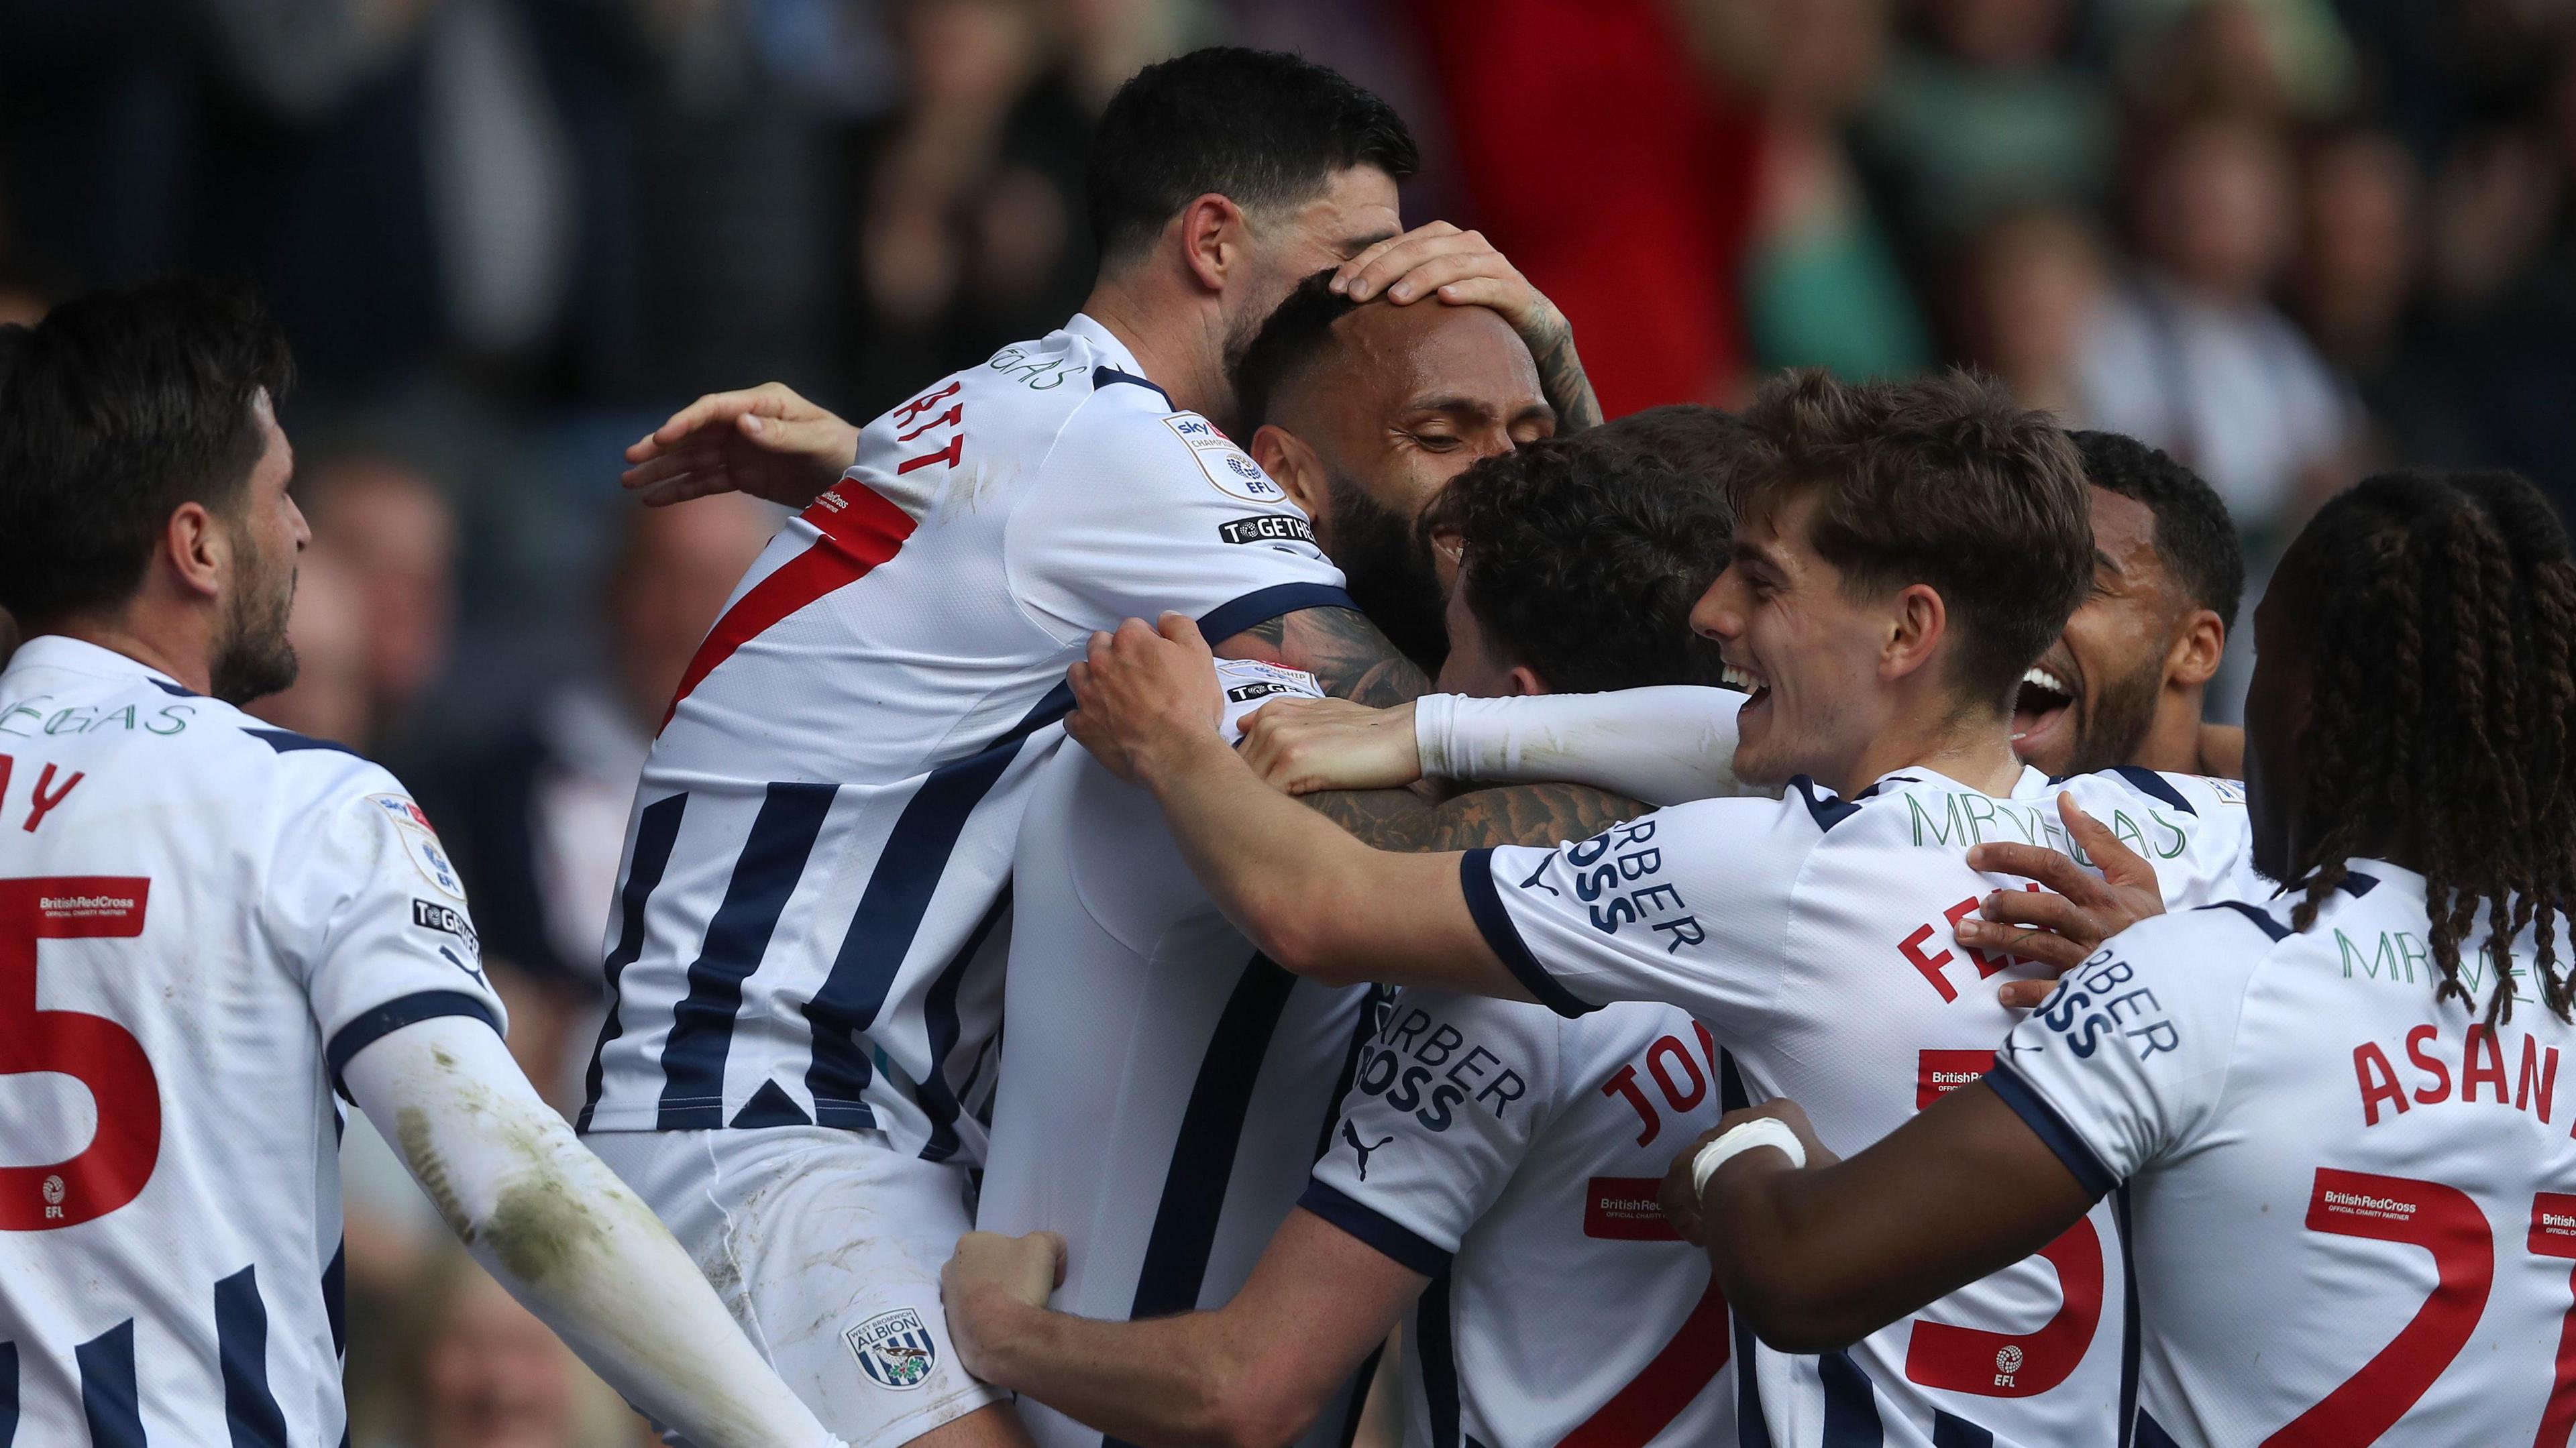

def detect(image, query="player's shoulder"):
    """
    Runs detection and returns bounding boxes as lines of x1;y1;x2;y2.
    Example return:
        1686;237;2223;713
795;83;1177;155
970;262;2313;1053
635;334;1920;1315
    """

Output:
2055;765;2246;828
1053;391;1288;505
2102;891;2301;988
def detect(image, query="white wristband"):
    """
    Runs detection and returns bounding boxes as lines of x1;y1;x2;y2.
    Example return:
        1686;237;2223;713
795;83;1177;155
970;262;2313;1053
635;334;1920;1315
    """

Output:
1414;693;1461;780
1690;1116;1808;1196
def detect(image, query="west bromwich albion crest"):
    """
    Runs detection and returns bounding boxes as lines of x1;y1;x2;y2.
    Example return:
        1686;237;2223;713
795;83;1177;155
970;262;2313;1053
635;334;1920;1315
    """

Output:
847;1307;938;1390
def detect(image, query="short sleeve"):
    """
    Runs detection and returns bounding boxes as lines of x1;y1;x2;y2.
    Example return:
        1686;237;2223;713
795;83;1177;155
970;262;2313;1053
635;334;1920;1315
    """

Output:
1986;911;2259;1196
1008;401;1352;645
1301;989;1563;1274
264;767;508;1096
1462;796;1811;1023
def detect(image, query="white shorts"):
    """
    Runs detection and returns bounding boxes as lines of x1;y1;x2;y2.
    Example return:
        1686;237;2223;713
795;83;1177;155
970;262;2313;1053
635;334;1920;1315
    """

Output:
587;1126;1008;1447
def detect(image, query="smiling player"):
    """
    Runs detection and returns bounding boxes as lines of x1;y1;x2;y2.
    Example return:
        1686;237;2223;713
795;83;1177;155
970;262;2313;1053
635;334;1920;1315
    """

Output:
1051;370;2261;1447
1676;469;2576;1446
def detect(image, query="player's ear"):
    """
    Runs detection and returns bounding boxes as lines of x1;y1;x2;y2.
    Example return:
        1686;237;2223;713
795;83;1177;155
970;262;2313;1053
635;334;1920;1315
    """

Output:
1251;426;1330;539
1506;664;1548;698
164;500;226;602
1881;582;1947;683
1174;193;1243;294
2167;608;2226;688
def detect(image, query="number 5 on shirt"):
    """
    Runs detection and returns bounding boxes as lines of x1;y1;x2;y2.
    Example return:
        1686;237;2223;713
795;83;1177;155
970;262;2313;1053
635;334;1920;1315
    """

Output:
0;877;156;1230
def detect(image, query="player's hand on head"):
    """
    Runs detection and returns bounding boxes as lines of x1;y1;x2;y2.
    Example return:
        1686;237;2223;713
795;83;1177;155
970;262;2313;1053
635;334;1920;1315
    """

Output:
621;382;860;508
1959;793;2167;1008
1657;1100;1833;1245
941;1231;1067;1378
1065;614;1224;783
1330;221;1564;342
1238;697;1421;795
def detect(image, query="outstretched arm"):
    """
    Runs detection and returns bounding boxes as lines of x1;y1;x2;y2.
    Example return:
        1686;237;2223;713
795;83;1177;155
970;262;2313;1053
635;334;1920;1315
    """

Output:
1073;614;1532;999
1661;1093;2098;1354
1221;606;1644;851
944;1216;1421;1448
347;1017;843;1448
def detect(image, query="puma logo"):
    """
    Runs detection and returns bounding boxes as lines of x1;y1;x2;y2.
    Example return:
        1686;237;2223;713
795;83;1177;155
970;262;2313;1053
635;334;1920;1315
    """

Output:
1342;1121;1395;1180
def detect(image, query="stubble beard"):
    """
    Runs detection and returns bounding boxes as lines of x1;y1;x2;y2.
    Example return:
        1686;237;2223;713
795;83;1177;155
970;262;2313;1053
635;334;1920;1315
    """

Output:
210;548;301;706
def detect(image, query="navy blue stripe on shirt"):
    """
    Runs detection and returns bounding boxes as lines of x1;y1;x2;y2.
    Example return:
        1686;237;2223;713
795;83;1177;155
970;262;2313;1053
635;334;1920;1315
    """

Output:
580;792;688;1131
1984;1061;2118;1200
77;1319;144;1448
2135;1410;2182;1448
1125;955;1299;1319
325;1243;347;1358
1458;849;1597;1019
1820;1349;1884;1446
1338;1345;1383;1448
244;727;362;757
1932;1410;1995;1448
1091;366;1173;407
916;887;1013;1162
1717;1052;1777;1448
1790;777;1862;832
659;782;839;1129
2108;766;2194;816
806;683;1075;1127
217;1265;288;1448
1313;986;1386;1164
1418;1272;1462;1448
2202;900;2292;941
1299;1180;1451;1276
1195;582;1360;646
0;1341;16;1447
2114;1186;2141;1448
327;991;503;1101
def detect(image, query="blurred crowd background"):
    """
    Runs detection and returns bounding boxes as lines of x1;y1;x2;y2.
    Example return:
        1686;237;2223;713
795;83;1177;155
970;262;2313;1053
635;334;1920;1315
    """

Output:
5;0;2574;1443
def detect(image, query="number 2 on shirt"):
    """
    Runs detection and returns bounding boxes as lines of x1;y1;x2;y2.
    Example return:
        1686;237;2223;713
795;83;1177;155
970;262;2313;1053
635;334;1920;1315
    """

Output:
2271;1168;2576;1445
0;877;157;1230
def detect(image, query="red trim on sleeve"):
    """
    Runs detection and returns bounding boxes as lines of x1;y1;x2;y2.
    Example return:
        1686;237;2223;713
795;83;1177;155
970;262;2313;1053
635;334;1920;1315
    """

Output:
661;482;918;730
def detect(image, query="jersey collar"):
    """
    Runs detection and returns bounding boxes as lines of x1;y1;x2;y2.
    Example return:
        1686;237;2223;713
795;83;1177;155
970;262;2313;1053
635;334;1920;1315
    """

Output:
3;634;196;695
1851;763;2051;801
1065;313;1149;381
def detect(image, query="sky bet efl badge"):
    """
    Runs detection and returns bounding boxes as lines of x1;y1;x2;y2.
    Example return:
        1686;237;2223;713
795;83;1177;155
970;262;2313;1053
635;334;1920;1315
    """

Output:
847;1307;938;1391
369;793;467;901
1164;412;1283;503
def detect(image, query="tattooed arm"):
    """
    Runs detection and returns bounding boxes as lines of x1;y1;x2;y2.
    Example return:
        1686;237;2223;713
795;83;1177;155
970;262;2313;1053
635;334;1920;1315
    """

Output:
1216;607;1642;850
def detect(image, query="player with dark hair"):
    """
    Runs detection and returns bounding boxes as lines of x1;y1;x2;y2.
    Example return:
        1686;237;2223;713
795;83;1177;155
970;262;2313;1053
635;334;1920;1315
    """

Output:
1228;268;1559;673
947;437;1741;1448
973;369;2264;1446
578;48;1622;1448
1428;434;1732;696
1670;469;2576;1446
0;280;846;1447
2009;430;2247;779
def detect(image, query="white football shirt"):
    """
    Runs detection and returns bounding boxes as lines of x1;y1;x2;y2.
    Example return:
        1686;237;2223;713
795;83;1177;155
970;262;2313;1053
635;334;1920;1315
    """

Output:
1304;989;1733;1448
580;315;1351;1162
0;636;506;1447
979;659;1371;1448
1467;765;2253;1448
1993;862;2576;1445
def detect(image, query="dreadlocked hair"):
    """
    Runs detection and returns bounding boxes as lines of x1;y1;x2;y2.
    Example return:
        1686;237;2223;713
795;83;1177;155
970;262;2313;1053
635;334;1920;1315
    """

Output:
2275;470;2576;1024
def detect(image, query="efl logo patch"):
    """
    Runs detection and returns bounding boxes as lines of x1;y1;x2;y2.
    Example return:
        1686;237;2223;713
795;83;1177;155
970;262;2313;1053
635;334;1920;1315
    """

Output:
1164;413;1282;503
371;793;467;900
1217;514;1314;547
847;1307;938;1391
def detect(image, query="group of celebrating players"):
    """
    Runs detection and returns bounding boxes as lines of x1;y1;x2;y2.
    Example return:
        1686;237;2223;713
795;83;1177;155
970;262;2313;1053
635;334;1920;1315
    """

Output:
0;39;2568;1448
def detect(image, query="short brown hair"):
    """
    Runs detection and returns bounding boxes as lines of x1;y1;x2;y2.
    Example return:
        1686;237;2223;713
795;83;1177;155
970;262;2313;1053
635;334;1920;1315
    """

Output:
1733;369;2091;706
